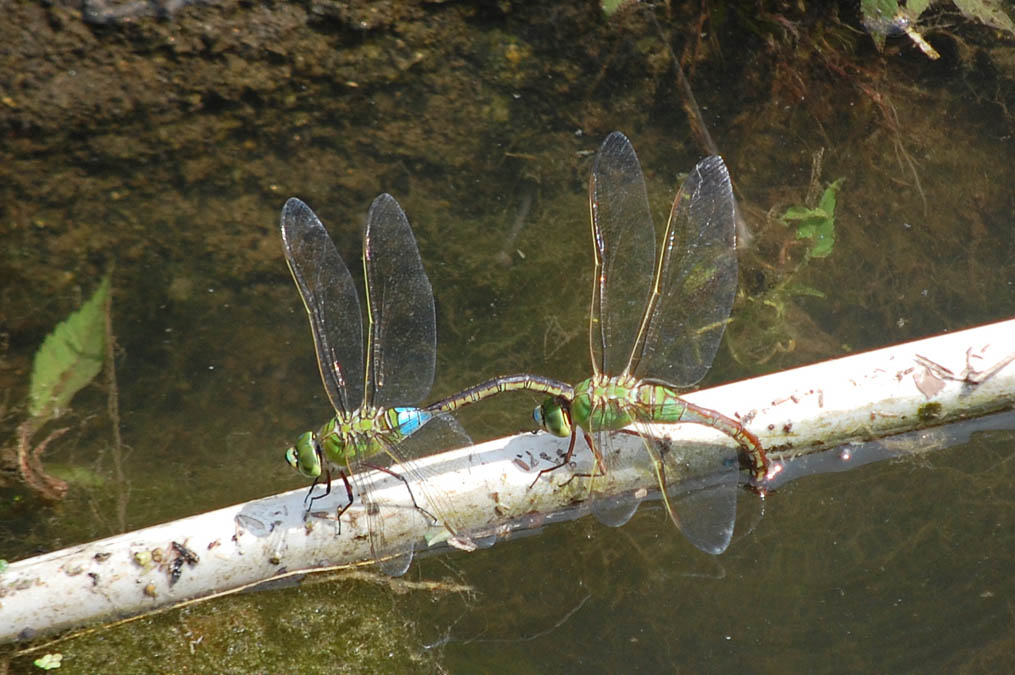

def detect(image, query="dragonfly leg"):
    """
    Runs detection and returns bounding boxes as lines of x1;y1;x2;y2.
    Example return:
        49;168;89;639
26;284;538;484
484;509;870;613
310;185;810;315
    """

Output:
585;428;607;476
531;397;613;489
304;466;333;513
305;467;353;535
528;401;580;488
331;469;355;535
559;429;610;493
363;462;439;526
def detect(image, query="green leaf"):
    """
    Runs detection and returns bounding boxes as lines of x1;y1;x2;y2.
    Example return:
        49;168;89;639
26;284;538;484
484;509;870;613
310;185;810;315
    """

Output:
953;0;1015;35
28;273;111;420
34;653;63;670
818;178;843;215
780;205;822;222
796;219;835;258
780;179;842;259
782;283;827;299
861;0;899;18
861;0;901;51
908;0;932;19
601;0;626;17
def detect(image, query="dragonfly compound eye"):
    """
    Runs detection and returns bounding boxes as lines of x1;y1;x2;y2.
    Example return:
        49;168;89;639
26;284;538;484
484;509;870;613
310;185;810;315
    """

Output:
536;398;570;437
287;431;322;478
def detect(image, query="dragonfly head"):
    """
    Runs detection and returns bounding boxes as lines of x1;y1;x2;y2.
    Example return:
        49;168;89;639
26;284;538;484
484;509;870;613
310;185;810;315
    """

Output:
285;431;323;478
533;396;571;437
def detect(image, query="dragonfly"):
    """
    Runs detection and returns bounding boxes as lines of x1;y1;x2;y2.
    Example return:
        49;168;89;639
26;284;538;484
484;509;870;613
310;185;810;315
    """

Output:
281;193;471;575
428;132;768;554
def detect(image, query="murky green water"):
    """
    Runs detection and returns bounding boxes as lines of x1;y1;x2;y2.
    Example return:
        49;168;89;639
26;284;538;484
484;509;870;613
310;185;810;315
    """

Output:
2;1;1013;671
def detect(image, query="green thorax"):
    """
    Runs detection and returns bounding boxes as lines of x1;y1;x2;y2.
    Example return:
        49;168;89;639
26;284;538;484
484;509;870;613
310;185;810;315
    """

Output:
570;373;688;432
317;407;407;466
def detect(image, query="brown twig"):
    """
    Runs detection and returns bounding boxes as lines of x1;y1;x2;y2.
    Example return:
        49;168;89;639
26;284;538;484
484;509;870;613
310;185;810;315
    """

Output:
16;420;69;502
103;264;129;532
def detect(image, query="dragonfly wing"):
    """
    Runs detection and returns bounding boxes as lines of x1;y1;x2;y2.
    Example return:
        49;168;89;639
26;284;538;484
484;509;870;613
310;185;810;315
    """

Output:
589;132;656;377
376;550;413;577
386;411;471;463
280;198;364;414
660;456;738;555
343;412;473;560
362;194;437;410
380;413;475;548
589;430;643;528
345;464;416;577
629;155;737;387
626;396;740;553
638;419;739;554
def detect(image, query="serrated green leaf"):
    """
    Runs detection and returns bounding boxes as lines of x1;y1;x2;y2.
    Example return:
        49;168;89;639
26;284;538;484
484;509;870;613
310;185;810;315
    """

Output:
795;221;821;238
794;214;828;231
28;273;111;420
780;205;820;222
798;219;835;258
806;180;842;258
818;179;843;215
780;179;841;259
954;0;1015;35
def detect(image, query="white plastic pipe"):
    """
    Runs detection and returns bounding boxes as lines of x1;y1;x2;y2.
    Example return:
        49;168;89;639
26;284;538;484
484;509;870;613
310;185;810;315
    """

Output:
2;318;1013;645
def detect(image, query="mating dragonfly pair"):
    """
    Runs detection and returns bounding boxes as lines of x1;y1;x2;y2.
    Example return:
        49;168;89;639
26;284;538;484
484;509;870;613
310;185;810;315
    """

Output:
280;132;769;575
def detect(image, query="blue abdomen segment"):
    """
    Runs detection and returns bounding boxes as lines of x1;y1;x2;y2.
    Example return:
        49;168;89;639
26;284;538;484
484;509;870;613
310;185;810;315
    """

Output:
392;407;432;436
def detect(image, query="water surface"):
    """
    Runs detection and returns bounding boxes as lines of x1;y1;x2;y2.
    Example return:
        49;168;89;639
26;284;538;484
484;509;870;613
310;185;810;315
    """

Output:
1;1;1013;671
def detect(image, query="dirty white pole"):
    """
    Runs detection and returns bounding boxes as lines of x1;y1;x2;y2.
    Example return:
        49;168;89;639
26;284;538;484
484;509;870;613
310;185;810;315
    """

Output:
2;318;1013;644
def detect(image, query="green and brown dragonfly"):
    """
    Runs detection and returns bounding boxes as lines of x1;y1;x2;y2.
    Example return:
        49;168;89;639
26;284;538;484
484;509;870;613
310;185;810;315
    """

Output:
281;193;471;575
428;132;768;554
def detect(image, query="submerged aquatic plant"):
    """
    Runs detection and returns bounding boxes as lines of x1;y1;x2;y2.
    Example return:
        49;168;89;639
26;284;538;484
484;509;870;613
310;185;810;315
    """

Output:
29;273;110;422
725;171;844;370
779;179;843;260
862;0;1015;59
3;272;112;502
